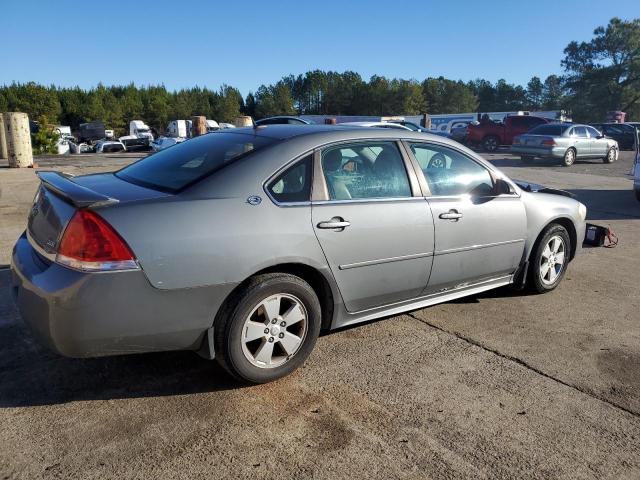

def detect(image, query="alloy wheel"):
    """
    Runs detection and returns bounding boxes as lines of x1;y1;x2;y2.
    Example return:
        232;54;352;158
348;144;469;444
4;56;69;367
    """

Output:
565;149;575;165
241;293;308;368
539;235;566;286
484;137;497;151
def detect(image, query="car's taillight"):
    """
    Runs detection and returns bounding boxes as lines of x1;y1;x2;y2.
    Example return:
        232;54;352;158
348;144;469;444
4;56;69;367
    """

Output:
57;209;138;272
513;137;521;145
542;139;556;146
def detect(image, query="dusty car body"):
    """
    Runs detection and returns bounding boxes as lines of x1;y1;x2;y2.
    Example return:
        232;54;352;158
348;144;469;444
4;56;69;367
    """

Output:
94;140;127;153
511;123;618;166
150;136;185;152
11;125;587;383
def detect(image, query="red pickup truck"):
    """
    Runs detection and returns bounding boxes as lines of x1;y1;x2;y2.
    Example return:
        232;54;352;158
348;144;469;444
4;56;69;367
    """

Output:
467;115;550;152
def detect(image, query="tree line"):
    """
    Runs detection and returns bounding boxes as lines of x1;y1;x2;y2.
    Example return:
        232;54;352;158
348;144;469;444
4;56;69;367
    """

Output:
0;17;637;136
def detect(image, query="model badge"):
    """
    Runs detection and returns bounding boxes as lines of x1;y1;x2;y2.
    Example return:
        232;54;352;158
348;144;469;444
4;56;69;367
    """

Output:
247;195;262;205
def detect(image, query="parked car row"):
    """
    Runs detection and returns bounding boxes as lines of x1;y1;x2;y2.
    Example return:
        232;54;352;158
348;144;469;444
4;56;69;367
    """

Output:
467;115;550;152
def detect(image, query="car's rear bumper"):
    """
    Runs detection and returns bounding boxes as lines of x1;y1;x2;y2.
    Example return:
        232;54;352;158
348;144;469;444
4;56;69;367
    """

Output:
510;145;565;158
10;232;236;358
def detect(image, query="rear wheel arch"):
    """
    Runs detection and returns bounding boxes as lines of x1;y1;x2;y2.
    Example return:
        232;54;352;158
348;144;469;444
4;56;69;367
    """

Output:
215;263;335;332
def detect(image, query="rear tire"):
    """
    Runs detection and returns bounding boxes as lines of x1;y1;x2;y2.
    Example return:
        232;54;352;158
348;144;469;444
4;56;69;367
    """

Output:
528;224;571;294
483;135;499;152
635;188;640;202
214;273;321;384
521;155;533;163
562;148;576;167
603;147;616;163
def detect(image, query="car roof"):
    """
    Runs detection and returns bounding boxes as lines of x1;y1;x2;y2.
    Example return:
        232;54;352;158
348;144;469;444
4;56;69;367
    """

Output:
224;124;438;140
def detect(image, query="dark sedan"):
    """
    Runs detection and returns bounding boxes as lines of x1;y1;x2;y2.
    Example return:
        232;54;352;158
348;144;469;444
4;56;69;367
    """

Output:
589;123;637;150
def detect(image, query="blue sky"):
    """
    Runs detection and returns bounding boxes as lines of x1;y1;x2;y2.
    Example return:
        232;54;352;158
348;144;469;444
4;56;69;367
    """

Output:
1;0;638;95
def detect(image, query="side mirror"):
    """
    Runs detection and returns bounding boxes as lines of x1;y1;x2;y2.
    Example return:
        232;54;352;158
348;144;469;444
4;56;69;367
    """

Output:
495;178;514;195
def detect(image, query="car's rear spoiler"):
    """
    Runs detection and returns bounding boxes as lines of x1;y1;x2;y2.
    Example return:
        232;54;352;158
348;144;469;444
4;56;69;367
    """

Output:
36;171;119;208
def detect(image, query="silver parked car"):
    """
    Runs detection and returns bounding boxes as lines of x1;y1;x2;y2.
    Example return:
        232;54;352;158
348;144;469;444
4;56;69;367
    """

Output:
11;126;587;383
511;123;618;167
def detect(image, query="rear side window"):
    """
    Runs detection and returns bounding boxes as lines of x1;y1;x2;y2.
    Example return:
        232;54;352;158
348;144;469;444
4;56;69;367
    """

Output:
117;132;276;192
321;142;411;200
573;127;588;138
267;155;313;203
586;126;602;138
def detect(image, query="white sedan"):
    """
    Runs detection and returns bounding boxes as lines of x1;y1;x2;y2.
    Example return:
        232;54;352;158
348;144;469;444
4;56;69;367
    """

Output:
150;137;185;152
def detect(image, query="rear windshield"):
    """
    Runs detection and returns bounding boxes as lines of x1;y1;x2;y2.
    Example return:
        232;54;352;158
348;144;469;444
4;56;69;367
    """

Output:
527;124;569;136
116;132;277;192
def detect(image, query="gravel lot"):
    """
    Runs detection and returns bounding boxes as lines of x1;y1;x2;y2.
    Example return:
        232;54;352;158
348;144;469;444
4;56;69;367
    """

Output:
1;150;639;479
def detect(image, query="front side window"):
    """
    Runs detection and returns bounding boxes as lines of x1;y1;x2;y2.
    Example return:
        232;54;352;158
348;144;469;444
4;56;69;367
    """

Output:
409;143;494;197
321;142;411;200
586;126;602;138
267;155;313;203
603;125;623;135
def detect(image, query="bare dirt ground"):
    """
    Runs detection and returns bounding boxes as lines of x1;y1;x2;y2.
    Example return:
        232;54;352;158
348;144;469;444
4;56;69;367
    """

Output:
1;151;639;479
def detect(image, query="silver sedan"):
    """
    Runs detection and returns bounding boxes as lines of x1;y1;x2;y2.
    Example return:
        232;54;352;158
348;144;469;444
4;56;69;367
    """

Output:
11;125;587;383
511;123;618;166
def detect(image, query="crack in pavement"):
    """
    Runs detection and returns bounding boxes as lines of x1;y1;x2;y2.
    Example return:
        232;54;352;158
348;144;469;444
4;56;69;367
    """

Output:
407;312;640;420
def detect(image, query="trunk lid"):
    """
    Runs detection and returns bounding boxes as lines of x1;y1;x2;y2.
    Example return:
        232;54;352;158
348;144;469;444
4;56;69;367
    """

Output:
27;171;169;257
517;134;553;147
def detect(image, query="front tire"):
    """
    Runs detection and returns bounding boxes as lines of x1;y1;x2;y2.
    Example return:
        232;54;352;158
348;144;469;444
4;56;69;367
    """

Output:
635;187;640;202
528;224;571;293
214;273;322;384
603;147;616;163
562;148;576;167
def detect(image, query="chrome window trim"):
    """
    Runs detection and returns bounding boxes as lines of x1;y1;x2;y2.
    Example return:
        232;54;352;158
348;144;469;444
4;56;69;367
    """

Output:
312;197;428;206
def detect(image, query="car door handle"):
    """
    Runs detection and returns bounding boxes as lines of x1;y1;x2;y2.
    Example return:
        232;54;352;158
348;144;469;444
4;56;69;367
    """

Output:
439;210;463;221
317;218;351;230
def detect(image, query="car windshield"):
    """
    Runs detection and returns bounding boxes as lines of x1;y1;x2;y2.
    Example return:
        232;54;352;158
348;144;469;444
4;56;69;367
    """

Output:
116;132;277;192
527;124;568;136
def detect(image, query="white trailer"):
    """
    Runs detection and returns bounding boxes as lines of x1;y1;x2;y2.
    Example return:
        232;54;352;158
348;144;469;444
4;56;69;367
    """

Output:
166;120;188;138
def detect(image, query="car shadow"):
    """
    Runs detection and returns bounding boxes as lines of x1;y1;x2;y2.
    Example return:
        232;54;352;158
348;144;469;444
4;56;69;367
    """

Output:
0;273;240;408
565;189;640;220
